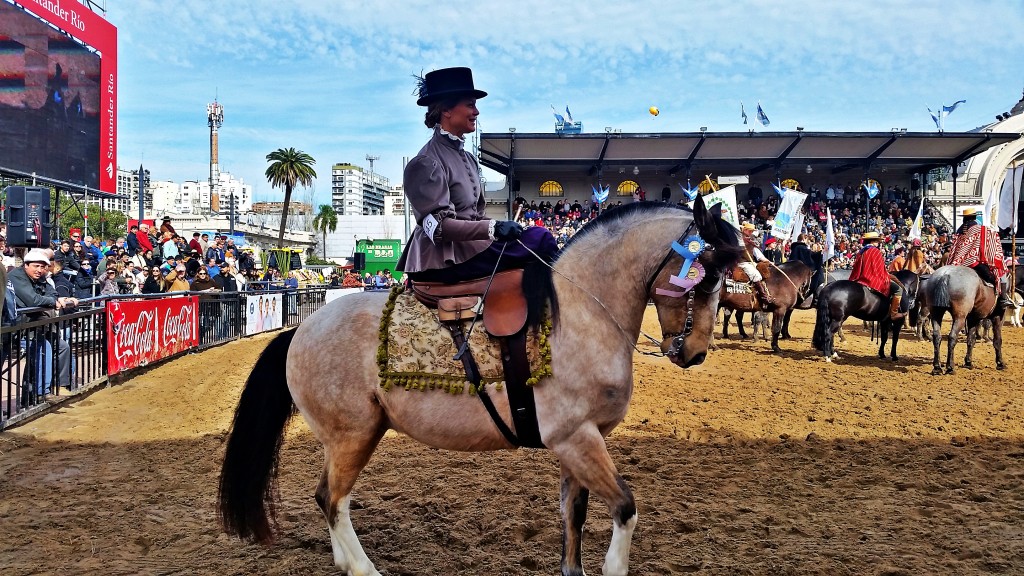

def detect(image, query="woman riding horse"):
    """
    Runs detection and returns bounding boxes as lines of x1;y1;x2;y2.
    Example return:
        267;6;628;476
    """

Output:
397;67;557;284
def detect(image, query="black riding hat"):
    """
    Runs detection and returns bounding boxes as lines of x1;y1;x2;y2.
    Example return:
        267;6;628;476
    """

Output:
416;67;487;106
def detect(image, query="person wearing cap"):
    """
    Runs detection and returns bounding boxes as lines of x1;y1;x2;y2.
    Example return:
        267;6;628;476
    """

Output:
763;237;783;265
396;66;557;283
947;207;1011;308
189;232;203;254
9;249;76;391
737;222;774;306
849;231;905;319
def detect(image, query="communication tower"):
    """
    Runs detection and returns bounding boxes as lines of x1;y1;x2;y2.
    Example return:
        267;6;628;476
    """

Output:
207;100;224;212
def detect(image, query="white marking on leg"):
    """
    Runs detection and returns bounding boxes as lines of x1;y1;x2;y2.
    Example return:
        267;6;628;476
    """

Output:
602;512;638;576
328;495;380;576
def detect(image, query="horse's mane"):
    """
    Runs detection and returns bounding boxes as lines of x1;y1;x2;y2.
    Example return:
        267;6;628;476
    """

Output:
523;202;743;331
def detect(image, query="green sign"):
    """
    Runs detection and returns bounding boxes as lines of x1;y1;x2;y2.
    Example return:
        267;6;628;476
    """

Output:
356;239;403;279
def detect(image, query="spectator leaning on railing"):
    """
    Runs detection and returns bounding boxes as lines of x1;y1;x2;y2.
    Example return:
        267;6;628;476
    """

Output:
9;249;77;391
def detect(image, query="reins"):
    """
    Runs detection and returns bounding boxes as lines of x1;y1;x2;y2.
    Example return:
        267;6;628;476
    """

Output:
517;219;719;358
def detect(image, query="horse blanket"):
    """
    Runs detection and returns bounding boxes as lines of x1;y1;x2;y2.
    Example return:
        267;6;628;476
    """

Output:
376;288;550;394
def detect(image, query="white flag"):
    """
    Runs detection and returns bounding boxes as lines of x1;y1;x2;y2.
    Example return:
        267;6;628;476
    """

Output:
908;197;925;241
982;179;999;228
825;208;836;261
770;189;808;241
691;185;739;228
997;164;1023;233
790;209;806;243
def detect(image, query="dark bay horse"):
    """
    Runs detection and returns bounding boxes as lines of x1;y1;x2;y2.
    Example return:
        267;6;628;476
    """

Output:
811;270;920;362
719;261;813;352
218;199;742;576
920;265;1006;375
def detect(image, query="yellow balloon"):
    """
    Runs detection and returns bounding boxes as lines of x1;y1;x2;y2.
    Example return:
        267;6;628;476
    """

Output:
649;106;660;117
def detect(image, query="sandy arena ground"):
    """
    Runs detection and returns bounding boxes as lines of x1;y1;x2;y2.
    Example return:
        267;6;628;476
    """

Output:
1;309;1023;575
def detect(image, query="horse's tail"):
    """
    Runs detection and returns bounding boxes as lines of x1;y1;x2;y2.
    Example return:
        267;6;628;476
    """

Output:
811;292;831;351
931;273;952;309
218;328;297;544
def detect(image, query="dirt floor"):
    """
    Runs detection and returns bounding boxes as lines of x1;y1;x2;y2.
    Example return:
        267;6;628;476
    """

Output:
1;309;1023;576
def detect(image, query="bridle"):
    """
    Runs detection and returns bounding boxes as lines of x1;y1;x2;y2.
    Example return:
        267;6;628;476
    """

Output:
643;220;725;358
517;216;725;359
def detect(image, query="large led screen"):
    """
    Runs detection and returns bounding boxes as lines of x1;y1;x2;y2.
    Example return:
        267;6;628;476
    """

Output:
0;1;115;192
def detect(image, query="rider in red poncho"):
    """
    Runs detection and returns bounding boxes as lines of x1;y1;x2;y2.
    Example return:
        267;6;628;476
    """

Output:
947;208;1012;308
850;231;904;320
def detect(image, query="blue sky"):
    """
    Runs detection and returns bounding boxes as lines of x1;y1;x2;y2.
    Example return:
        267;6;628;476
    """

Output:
105;0;1024;205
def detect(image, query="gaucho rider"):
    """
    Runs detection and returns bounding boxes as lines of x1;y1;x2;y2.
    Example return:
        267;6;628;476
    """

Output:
396;66;557;283
947;207;1012;308
849;231;905;320
737;222;774;307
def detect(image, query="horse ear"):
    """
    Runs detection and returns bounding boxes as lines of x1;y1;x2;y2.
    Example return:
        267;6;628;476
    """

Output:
692;195;717;239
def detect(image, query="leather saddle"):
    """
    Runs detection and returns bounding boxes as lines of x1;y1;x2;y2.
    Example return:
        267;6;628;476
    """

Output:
730;261;773;284
409;269;527;337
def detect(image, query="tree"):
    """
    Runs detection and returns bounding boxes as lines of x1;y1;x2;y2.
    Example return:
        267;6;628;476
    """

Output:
265;148;317;248
312;204;338;259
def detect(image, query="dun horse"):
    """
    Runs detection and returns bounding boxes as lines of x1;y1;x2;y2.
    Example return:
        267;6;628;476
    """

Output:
719;260;813;352
920;265;1006;375
811;270;920;362
218;199;742;576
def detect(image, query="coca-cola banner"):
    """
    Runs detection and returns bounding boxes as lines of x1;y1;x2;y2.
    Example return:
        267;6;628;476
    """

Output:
107;296;199;375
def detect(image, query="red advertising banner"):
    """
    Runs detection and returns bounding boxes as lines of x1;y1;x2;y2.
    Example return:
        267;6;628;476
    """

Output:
107;296;198;375
19;0;117;193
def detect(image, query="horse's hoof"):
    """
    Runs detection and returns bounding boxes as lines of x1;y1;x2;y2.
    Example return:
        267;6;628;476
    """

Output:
931;367;943;376
781;333;792;340
963;362;973;370
772;346;781;354
945;367;955;375
824;356;832;363
997;362;1006;370
831;352;840;359
891;356;899;363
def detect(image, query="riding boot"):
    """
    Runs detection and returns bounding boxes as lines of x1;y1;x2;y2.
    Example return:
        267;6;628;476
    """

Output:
889;295;905;320
998;286;1014;310
755;281;774;308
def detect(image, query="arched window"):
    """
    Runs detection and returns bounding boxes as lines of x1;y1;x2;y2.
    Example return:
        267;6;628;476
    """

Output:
617;180;639;196
539;180;563;197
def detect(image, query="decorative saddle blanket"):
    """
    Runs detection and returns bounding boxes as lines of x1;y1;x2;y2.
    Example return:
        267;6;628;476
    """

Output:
376;288;551;394
725;279;754;294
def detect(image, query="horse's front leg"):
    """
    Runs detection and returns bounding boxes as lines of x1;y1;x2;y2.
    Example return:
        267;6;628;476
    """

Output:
781;309;794;339
992;313;1006;370
559;464;589;576
770;309;783;353
964;319;980;369
877;319;890;359
552;427;636;576
889;320;901;362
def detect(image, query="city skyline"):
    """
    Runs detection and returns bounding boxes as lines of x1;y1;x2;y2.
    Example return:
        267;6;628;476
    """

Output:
107;0;1024;206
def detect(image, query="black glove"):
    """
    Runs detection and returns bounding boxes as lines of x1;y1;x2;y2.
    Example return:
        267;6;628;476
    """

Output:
493;220;524;241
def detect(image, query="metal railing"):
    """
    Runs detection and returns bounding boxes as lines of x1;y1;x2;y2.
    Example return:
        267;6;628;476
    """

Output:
0;286;359;429
1;306;107;427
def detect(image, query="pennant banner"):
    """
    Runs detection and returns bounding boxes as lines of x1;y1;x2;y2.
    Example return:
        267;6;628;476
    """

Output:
770;189;808;241
997;164;1023;233
908;197;925;241
691;185;739;228
825;208;836;261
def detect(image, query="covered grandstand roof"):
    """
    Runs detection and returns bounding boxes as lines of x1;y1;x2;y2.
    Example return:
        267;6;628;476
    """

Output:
479;131;1021;180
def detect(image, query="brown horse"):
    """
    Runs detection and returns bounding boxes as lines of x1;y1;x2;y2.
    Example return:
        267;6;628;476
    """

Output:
920;265;1007;375
719;260;813;352
218;199;742;576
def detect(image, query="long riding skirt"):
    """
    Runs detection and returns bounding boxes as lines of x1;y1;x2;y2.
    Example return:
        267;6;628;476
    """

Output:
408;227;559;283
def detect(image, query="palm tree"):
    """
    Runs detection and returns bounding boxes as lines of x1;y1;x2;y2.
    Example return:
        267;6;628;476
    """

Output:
265;148;317;248
312;204;338;259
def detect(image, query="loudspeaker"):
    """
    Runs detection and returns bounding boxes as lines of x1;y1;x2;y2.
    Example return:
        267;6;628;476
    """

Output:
4;186;53;247
353;252;366;270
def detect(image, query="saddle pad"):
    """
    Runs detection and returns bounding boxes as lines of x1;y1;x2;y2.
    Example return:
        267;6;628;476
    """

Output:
377;288;551;394
725;279;753;294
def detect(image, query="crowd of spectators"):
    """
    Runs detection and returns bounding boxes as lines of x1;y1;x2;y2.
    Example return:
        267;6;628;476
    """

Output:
511;181;958;269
